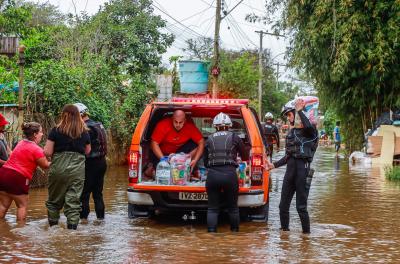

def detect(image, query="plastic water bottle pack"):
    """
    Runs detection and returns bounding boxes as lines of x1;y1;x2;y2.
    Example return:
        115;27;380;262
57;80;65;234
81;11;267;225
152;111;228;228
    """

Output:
156;156;171;185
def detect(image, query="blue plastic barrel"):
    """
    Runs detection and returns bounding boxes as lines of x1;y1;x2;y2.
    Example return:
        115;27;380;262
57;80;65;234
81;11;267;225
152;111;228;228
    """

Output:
178;60;209;93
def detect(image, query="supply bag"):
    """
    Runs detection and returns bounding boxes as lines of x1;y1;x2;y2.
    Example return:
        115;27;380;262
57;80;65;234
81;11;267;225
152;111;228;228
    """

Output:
294;96;319;128
170;153;191;185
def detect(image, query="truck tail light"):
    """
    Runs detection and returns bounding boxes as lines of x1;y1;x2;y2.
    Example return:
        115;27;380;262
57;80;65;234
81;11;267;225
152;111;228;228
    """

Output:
128;151;140;184
250;154;263;186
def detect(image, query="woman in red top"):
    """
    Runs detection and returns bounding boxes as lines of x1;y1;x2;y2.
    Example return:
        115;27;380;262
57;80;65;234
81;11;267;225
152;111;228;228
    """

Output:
0;122;50;221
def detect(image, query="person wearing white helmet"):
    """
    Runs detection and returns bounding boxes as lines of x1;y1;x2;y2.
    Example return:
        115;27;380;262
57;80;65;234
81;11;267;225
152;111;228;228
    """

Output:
264;112;280;161
203;112;249;232
73;103;108;221
267;98;318;234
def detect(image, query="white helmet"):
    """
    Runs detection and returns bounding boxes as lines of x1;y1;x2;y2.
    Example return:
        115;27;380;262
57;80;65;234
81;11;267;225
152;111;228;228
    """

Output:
265;112;274;120
213;112;232;127
74;103;89;115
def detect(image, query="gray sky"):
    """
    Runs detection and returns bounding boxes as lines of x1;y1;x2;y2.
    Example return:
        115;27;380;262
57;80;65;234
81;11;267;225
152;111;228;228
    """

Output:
37;0;291;78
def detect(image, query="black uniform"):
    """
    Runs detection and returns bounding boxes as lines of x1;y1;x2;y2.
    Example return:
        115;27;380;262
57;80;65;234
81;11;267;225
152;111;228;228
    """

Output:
204;130;248;232
273;110;318;233
80;119;108;220
264;122;280;160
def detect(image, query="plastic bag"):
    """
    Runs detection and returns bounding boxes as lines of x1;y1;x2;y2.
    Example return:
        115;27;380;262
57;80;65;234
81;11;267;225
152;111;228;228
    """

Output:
294;96;319;128
169;153;191;185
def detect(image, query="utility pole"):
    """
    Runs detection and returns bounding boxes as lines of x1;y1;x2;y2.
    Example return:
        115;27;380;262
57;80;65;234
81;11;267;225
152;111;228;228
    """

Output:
211;0;222;99
255;31;285;119
17;45;25;139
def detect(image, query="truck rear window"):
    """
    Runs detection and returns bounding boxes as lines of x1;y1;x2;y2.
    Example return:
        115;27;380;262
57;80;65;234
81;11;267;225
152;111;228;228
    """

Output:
192;117;247;139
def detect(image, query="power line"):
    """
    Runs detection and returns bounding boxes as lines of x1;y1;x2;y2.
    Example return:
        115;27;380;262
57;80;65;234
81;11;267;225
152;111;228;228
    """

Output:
152;0;205;39
195;0;215;28
227;17;247;48
242;1;265;13
202;15;216;36
170;4;213;26
227;14;257;48
229;14;258;47
199;0;216;7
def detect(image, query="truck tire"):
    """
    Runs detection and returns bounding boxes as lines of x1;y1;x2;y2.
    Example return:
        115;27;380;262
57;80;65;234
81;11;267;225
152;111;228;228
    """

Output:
239;203;269;222
128;204;154;219
128;203;136;219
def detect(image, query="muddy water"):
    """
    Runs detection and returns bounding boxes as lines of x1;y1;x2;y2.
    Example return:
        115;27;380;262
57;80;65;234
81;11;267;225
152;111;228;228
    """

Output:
1;147;400;263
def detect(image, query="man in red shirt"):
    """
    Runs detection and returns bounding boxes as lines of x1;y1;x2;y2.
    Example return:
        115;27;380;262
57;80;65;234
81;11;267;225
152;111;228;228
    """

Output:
151;110;204;169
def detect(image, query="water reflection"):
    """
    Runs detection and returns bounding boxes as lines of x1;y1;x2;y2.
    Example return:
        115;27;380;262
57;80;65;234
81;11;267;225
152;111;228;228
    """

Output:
1;147;400;263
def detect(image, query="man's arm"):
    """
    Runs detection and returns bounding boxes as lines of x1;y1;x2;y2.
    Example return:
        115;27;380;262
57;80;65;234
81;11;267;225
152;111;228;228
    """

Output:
150;140;164;160
298;110;316;137
190;138;205;168
272;154;289;169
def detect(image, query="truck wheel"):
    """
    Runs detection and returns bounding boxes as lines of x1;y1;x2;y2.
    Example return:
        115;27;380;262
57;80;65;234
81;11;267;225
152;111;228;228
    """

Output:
248;202;269;222
128;203;136;219
128;204;154;219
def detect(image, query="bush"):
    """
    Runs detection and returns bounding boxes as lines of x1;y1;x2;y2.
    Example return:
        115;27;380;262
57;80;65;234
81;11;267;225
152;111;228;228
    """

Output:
385;166;400;181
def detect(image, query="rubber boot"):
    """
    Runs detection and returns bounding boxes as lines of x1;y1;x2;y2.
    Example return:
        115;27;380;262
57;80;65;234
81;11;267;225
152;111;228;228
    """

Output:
207;227;217;233
67;224;77;230
231;226;239;232
48;220;58;227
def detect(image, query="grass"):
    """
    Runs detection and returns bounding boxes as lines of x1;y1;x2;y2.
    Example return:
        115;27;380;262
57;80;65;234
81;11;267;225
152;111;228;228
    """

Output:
385;165;400;181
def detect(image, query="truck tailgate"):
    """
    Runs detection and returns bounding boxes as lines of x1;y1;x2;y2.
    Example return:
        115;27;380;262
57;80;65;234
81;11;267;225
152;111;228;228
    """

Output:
130;183;262;194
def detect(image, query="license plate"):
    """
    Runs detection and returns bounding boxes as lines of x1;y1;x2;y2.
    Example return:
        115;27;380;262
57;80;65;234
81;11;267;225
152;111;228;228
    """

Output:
179;192;208;201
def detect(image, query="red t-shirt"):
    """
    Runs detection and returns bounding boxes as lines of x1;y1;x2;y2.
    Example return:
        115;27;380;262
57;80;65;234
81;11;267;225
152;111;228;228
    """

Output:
3;140;45;179
151;118;203;155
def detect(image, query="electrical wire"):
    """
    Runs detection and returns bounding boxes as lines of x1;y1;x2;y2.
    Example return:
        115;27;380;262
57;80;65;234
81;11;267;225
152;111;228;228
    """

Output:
152;0;205;39
199;0;216;7
225;15;250;48
170;4;214;27
228;14;258;47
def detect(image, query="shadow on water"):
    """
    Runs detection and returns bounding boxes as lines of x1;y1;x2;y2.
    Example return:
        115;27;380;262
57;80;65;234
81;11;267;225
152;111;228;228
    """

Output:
1;147;400;263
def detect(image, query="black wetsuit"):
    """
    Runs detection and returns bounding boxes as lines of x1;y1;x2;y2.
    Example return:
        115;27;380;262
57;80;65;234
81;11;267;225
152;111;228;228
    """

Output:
273;110;318;233
264;122;280;160
204;130;248;232
80;119;107;220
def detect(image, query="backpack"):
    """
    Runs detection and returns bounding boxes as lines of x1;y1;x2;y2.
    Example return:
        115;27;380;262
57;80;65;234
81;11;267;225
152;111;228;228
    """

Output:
86;119;107;158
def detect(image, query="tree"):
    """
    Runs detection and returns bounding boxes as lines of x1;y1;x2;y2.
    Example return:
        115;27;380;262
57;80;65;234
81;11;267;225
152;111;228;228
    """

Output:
0;0;31;37
169;55;182;94
182;37;213;60
1;0;174;145
257;0;400;151
88;0;174;77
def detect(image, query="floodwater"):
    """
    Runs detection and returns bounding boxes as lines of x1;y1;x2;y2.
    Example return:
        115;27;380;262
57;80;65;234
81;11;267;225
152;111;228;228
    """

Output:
1;147;400;263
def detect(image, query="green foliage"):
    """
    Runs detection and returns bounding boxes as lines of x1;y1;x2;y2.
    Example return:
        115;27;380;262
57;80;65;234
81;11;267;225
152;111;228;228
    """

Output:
260;0;400;151
0;0;173;144
263;81;298;118
0;55;18;104
169;55;182;94
89;0;174;77
322;108;337;139
218;51;259;99
385;166;400;181
0;1;32;37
